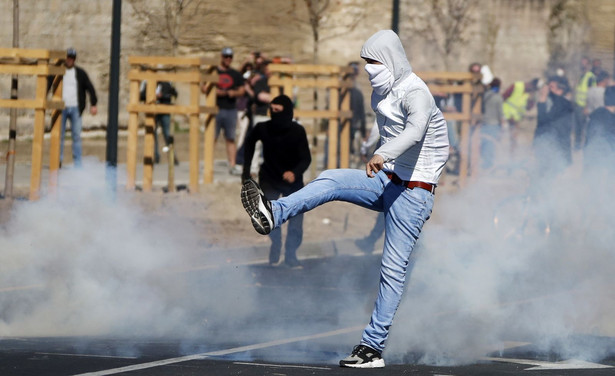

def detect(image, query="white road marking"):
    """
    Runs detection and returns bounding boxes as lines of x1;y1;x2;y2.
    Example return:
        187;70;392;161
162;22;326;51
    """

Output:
482;356;613;370
498;341;532;350
35;352;138;359
71;325;363;376
233;361;331;370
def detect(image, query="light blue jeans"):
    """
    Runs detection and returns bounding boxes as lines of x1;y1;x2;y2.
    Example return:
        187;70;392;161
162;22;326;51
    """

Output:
61;106;83;166
270;168;434;352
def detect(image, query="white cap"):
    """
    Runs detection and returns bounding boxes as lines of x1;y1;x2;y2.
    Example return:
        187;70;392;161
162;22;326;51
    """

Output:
480;65;494;85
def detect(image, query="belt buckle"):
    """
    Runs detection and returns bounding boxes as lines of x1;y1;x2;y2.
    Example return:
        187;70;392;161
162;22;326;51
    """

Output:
425;182;436;194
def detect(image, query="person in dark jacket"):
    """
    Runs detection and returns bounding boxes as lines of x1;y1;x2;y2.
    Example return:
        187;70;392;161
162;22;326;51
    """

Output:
584;85;615;171
51;48;98;167
140;81;178;164
242;94;311;268
533;75;574;178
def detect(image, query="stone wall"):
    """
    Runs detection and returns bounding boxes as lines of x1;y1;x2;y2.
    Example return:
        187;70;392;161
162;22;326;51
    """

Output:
0;0;612;137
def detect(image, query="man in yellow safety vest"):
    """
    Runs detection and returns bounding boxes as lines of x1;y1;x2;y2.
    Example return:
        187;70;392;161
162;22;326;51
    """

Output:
573;56;597;149
502;78;539;150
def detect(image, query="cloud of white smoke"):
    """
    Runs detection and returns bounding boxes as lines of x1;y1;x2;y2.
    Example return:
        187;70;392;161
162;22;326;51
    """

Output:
2;140;613;367
386;143;615;365
0;160;256;341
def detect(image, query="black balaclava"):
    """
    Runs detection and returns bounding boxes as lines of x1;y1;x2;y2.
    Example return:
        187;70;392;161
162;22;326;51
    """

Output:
270;94;294;128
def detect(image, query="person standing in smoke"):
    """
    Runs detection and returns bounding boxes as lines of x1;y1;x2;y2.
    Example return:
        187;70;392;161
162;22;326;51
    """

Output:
533;75;574;178
240;30;449;368
241;95;311;268
584;85;615;171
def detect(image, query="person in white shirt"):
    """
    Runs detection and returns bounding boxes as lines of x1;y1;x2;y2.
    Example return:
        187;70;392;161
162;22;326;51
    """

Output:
55;48;98;167
585;70;611;116
240;30;449;368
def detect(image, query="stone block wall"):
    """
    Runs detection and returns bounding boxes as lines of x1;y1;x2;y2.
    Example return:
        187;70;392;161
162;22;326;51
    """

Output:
0;0;612;137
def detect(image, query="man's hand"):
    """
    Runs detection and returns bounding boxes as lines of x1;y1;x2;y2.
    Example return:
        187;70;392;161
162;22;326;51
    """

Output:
366;154;384;178
90;106;97;116
282;171;296;184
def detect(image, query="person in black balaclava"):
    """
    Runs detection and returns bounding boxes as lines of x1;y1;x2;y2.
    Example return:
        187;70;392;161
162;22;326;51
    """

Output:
242;94;312;268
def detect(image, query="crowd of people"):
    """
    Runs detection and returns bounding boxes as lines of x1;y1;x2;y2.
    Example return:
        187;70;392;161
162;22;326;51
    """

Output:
47;45;614;180
212;45;615;268
432;57;615;176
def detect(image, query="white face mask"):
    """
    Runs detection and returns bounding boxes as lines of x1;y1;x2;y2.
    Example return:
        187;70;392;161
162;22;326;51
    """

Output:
365;63;394;96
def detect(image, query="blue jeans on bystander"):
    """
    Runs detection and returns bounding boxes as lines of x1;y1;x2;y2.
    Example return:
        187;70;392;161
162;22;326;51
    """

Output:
61;106;83;167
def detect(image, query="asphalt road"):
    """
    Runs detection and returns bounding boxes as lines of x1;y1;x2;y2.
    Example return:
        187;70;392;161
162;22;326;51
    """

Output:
1;250;614;376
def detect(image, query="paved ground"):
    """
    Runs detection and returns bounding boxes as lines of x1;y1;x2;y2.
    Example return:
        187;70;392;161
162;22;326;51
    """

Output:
1;245;614;376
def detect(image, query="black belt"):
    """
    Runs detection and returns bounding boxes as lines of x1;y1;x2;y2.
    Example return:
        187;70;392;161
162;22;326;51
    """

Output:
385;172;436;194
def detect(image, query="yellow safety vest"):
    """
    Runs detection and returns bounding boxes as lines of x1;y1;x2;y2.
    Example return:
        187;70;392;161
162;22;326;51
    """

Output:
503;81;529;122
575;71;595;107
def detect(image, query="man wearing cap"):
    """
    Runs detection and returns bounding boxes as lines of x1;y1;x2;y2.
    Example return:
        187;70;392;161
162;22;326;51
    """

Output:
205;47;245;175
49;48;98;167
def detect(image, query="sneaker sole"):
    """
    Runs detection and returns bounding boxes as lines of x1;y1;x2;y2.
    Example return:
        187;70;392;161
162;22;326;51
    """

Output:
284;264;304;270
241;180;274;235
340;359;385;368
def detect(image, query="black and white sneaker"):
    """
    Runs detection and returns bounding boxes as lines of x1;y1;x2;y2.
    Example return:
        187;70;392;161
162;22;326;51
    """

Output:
339;344;385;368
241;179;274;235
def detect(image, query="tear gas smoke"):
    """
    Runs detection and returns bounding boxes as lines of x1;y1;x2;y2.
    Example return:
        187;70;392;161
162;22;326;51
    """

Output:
387;141;615;365
0;160;257;340
1;143;613;366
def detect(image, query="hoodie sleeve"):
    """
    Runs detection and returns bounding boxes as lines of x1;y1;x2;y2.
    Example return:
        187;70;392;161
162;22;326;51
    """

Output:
291;125;312;178
374;88;433;161
241;124;262;181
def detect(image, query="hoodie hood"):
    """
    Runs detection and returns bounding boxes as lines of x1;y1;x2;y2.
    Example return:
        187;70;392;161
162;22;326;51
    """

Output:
360;30;413;85
270;94;294;129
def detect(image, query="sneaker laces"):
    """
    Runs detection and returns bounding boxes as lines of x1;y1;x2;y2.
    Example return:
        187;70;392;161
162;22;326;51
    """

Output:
352;345;369;356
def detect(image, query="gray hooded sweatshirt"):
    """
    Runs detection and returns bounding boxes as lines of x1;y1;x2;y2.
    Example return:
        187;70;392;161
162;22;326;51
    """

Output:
360;30;449;184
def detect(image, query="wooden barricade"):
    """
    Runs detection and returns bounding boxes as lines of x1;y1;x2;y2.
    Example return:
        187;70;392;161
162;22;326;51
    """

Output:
267;64;353;171
0;48;65;200
420;71;483;187
267;66;481;186
126;56;218;192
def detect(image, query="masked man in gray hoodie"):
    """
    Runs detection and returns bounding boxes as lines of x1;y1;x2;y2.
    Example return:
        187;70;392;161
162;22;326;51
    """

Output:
241;30;449;368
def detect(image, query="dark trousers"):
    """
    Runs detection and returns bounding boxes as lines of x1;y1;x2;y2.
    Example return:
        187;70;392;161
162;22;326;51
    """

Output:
260;177;304;264
573;104;587;150
154;114;172;162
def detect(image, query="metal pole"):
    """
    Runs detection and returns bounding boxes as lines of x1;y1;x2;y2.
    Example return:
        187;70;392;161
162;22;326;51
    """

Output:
391;0;400;34
3;0;19;199
106;0;121;194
